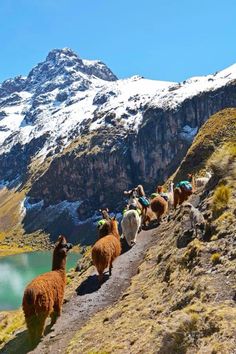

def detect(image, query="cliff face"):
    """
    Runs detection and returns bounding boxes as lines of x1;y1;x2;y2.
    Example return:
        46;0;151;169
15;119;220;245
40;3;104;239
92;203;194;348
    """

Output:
28;82;236;217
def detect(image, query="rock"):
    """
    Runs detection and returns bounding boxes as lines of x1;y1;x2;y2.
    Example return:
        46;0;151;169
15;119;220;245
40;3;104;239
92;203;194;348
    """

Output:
177;229;194;248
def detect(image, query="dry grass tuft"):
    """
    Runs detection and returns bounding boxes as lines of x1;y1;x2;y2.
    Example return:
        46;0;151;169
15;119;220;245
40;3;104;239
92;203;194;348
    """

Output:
210;253;221;265
212;185;231;216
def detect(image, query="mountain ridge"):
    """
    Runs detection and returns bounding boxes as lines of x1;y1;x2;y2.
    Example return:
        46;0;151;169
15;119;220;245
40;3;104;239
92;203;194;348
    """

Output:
0;48;236;243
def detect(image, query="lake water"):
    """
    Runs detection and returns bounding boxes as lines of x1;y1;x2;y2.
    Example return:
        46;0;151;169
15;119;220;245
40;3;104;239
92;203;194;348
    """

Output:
0;251;80;311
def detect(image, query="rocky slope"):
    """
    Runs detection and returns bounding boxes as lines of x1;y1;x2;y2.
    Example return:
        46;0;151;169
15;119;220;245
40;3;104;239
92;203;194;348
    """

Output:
0;48;236;242
1;108;235;354
64;109;236;354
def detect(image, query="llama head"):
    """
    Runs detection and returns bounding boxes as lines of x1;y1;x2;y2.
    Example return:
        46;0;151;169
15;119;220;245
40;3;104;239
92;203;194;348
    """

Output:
99;208;109;212
99;208;110;220
136;184;145;196
52;235;73;270
157;185;163;193
187;173;193;181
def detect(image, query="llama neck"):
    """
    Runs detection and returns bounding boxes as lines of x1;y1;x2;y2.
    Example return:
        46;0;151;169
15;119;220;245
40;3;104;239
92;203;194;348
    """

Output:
137;185;145;197
168;183;174;193
110;223;120;240
191;176;196;190
102;211;110;220
129;196;137;205
52;256;67;272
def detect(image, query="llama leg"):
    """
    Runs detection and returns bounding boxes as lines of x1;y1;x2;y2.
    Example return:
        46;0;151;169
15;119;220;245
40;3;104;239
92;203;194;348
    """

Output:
36;313;47;339
98;272;103;283
109;263;113;276
50;305;61;326
26;317;38;346
50;311;57;326
174;190;179;209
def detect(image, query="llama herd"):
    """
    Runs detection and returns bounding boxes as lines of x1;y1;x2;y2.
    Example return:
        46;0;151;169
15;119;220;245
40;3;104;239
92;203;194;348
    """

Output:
22;171;211;346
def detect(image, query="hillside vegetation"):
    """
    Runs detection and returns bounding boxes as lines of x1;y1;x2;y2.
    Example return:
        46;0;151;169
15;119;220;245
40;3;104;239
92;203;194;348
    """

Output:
66;109;236;353
174;107;236;180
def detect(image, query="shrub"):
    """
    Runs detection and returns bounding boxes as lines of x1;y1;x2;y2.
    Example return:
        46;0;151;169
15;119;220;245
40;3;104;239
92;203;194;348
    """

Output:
210;253;221;265
212;185;231;216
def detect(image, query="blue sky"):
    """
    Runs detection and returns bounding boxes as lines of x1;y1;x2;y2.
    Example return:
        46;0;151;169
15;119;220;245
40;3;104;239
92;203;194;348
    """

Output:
0;0;236;83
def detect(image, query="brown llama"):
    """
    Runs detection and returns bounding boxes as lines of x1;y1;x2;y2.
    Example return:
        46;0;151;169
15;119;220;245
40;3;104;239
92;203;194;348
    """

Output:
97;220;112;239
22;236;73;345
142;207;156;227
173;175;194;209
135;184;148;216
187;173;196;192
92;218;121;283
97;208;112;239
150;193;168;223
99;208;110;221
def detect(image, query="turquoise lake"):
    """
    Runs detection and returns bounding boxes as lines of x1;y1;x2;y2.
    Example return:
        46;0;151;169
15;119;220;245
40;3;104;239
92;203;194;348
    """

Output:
0;251;80;311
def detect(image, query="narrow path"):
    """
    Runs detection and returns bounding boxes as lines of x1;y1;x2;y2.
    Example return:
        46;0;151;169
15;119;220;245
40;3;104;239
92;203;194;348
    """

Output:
31;227;158;353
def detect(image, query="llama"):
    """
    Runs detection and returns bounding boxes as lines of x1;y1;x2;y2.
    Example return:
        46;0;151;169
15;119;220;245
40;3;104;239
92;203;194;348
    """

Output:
142;207;156;227
121;208;141;246
156;185;169;202
150;194;168;223
124;188;141;209
184;203;206;237
135;184;145;197
173;176;194;209
166;180;174;209
195;171;212;189
22;236;73;345
124;186;150;227
173;187;193;209
97;208;112;239
99;208;111;221
97;219;112;239
92;218;121;282
135;184;150;218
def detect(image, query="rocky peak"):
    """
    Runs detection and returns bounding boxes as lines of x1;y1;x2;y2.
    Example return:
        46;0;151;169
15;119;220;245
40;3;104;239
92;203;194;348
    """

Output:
46;48;80;64
0;76;27;98
81;59;118;82
25;48;117;94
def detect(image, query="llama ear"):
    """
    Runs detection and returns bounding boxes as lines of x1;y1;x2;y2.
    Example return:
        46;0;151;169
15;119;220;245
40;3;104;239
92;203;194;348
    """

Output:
57;235;65;244
112;216;116;220
106;208;109;212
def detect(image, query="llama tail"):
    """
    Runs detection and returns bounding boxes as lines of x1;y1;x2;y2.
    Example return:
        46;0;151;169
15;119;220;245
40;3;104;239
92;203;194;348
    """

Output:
23;288;39;314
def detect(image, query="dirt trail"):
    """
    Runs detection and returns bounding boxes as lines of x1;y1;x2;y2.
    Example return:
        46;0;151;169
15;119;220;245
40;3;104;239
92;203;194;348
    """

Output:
31;227;159;353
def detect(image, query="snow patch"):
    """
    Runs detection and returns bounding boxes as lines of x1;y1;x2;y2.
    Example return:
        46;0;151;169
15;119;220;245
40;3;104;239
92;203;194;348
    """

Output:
180;125;198;142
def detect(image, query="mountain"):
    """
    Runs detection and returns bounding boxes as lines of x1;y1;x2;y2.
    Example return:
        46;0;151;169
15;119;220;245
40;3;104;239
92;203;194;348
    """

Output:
0;48;236;243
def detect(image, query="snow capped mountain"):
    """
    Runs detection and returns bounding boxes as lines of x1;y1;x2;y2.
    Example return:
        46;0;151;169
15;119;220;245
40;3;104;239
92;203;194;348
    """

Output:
0;48;236;242
1;48;236;163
